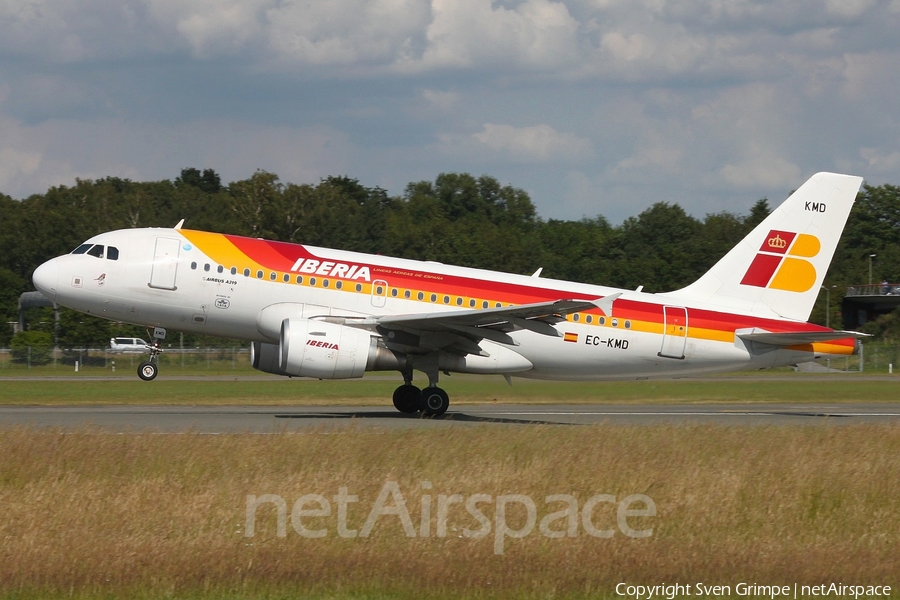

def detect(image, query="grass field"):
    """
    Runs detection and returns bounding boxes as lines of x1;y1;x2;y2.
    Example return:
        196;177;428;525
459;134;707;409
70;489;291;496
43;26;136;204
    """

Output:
1;425;898;599
1;375;898;599
0;374;898;406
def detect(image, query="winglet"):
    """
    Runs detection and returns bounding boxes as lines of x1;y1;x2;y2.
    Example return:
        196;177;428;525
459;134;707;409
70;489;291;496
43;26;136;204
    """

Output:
174;219;185;230
531;268;543;278
593;292;622;316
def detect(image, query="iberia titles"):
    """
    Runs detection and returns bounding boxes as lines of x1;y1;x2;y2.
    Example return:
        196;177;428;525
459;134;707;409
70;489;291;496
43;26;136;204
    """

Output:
289;258;372;281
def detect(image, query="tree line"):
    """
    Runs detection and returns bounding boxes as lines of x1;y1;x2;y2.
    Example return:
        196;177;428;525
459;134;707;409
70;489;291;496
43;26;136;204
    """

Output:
2;168;898;348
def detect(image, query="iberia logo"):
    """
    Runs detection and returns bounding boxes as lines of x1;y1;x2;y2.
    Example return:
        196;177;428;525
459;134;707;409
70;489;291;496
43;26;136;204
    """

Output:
740;230;820;292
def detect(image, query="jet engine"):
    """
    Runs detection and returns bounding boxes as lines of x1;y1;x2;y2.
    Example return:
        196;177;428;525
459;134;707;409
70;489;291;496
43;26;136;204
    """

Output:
251;318;405;379
279;318;375;378
251;317;534;379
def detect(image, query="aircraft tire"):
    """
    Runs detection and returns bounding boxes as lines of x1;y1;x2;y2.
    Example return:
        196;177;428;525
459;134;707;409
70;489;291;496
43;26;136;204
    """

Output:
137;361;158;381
392;384;421;414
419;386;449;417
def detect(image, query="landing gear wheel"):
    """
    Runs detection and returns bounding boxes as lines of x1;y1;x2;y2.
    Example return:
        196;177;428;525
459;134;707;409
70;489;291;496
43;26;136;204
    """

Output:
137;361;158;381
419;386;449;417
392;384;422;414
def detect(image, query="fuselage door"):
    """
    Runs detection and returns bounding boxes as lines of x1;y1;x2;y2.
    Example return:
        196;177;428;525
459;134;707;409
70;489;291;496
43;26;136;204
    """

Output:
371;279;388;308
658;306;688;359
149;237;181;290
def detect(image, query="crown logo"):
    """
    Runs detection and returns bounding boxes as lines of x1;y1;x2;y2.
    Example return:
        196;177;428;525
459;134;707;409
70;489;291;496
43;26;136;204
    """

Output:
767;234;787;250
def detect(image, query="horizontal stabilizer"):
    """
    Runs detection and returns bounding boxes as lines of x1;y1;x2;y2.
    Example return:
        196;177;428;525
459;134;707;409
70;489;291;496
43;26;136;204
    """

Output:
736;328;869;347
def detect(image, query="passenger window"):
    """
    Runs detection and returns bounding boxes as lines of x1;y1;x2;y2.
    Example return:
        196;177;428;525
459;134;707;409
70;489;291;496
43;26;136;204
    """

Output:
86;245;104;258
204;264;211;272
217;265;224;274
106;247;119;261
191;262;197;270
256;270;263;279
243;268;250;277
72;244;92;255
231;267;237;275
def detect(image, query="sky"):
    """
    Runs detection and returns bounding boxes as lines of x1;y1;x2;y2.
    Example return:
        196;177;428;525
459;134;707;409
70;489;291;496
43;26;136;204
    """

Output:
1;0;900;224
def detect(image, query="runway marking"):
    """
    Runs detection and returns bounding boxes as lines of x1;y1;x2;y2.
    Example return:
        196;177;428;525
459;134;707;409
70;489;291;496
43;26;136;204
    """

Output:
481;411;900;417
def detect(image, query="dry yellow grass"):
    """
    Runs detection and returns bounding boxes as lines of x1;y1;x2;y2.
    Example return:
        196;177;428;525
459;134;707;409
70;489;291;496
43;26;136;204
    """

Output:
1;425;899;599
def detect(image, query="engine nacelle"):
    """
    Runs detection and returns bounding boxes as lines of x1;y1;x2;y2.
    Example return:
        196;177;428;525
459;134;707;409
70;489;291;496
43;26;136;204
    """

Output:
279;318;376;379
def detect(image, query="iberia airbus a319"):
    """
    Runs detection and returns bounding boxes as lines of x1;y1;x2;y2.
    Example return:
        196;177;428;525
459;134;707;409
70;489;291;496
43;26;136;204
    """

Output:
32;172;866;416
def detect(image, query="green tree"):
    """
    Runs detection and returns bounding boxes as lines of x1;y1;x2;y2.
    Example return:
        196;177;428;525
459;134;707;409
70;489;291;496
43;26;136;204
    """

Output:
608;203;704;292
57;308;113;349
10;330;53;365
176;168;222;194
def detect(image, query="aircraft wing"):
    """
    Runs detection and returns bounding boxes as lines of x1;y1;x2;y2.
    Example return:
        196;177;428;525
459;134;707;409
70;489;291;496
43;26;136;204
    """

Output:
350;295;620;356
736;328;869;347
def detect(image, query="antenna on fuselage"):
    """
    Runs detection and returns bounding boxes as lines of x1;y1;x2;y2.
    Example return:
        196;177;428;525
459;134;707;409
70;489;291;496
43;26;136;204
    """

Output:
174;219;185;230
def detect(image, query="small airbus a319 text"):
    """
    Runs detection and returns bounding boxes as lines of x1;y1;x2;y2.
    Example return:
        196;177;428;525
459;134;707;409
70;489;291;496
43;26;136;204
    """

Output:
33;172;866;416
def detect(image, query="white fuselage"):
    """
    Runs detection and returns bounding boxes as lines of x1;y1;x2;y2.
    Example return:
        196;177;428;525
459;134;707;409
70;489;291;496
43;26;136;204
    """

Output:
32;227;851;381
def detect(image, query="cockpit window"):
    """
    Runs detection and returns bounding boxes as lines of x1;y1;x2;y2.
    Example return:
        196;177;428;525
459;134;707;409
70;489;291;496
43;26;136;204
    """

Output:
106;246;119;261
72;244;92;255
86;245;104;258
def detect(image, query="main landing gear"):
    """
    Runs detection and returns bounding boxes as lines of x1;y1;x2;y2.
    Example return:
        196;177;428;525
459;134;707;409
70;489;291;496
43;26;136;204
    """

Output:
137;327;167;381
391;367;450;417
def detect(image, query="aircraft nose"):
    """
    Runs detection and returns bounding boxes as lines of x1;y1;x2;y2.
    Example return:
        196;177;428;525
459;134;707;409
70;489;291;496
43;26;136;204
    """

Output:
32;259;59;300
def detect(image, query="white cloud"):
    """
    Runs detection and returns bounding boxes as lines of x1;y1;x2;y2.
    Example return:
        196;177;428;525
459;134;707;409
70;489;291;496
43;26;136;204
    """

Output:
0;147;42;192
860;148;900;173
718;156;802;189
420;89;461;112
472;123;594;162
2;0;900;223
2;0;897;81
417;0;580;70
0;112;354;200
265;0;430;66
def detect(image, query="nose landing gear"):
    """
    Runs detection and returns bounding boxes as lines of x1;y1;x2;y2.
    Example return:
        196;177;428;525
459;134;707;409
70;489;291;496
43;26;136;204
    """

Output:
137;360;158;381
137;327;167;381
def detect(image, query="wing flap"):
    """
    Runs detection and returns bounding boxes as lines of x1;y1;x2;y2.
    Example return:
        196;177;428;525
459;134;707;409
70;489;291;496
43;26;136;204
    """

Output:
370;296;617;355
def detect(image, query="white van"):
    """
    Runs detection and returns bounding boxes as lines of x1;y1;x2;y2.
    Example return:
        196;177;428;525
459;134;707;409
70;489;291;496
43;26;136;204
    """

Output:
109;337;149;353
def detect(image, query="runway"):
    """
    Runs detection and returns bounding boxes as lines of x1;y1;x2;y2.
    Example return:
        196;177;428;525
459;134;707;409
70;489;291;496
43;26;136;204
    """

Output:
2;403;900;432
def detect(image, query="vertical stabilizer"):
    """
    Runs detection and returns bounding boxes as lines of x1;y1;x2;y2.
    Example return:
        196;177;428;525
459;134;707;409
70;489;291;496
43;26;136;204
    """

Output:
665;172;863;321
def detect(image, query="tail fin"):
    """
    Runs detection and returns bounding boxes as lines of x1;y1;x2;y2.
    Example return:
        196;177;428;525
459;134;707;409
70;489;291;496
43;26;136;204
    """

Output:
666;172;863;321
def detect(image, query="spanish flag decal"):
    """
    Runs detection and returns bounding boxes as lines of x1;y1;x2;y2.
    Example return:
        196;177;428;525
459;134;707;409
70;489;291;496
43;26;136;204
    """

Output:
564;332;578;343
